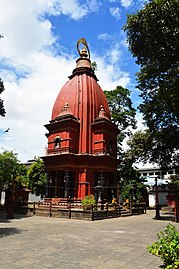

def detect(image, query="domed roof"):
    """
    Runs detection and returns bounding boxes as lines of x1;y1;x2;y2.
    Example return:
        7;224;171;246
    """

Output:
51;39;111;122
51;69;111;122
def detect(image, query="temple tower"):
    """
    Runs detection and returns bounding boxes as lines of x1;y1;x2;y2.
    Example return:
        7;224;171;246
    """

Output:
42;38;119;201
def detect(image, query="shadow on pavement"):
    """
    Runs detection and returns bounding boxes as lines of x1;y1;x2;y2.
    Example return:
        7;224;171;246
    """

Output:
160;216;175;222
0;207;32;222
154;211;176;222
0;227;22;238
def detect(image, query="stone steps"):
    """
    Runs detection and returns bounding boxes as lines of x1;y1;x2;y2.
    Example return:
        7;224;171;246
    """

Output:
120;207;132;217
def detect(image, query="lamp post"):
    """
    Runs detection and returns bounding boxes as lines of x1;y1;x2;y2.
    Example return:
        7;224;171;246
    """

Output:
154;176;161;220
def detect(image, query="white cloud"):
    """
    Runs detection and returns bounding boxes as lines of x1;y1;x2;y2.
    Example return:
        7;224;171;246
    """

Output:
85;0;102;12
120;38;128;48
94;34;131;89
97;33;111;41
109;7;121;20
93;54;131;90
0;0;78;161
47;0;101;20
0;0;101;65
49;0;88;20
135;112;146;130
109;0;134;8
0;52;75;162
109;47;122;64
121;111;146;154
0;0;55;66
120;0;133;8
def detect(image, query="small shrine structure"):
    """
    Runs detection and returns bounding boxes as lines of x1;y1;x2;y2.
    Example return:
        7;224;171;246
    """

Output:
42;38;119;202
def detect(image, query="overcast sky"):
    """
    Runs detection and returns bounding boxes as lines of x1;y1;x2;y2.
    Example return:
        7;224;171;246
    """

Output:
0;0;147;163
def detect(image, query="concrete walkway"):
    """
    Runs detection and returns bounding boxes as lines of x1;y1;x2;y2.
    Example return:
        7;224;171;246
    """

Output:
0;210;178;269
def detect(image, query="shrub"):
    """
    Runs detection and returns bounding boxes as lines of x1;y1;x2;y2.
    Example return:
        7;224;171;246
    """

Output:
147;223;179;269
82;195;96;209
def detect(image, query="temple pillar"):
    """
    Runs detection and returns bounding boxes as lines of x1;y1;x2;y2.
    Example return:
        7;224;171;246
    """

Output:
64;170;70;198
55;171;58;197
78;169;90;199
45;172;49;197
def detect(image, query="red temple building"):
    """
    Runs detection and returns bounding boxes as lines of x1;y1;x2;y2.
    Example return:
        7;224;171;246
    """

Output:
42;39;119;202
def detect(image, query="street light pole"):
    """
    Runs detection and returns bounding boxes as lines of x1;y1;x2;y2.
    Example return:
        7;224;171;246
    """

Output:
154;176;161;220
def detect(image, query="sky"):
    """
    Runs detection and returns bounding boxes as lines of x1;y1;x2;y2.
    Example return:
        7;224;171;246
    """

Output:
0;0;147;163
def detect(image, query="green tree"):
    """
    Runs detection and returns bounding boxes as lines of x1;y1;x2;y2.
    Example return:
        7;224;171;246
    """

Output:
0;78;6;117
118;157;147;202
0;150;24;190
27;157;47;197
104;86;137;157
124;0;179;169
104;87;146;200
148;224;179;268
126;129;154;163
126;129;179;172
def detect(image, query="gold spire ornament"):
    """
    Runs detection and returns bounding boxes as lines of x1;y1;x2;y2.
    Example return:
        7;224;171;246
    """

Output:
77;38;90;59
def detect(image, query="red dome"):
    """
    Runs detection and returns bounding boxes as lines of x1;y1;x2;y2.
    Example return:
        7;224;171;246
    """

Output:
51;72;111;122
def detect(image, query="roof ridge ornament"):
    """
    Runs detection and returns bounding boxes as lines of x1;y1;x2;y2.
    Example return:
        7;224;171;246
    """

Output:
97;105;110;120
77;38;90;59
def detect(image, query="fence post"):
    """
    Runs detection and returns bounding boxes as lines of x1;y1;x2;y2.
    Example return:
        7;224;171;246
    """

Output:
118;202;121;217
91;205;93;221
138;203;140;214
175;201;179;223
68;201;71;219
144;202;147;214
33;202;36;215
49;201;52;217
106;203;108;219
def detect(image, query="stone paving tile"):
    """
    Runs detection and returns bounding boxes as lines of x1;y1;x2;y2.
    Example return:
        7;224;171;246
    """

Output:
0;210;179;269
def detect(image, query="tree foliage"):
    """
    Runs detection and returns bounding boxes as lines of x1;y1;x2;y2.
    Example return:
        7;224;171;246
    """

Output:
27;157;47;197
0;150;27;190
124;0;179;169
127;129;179;171
126;130;152;163
104;86;137;157
118;157;147;201
148;224;179;269
0;78;6;117
104;86;145;199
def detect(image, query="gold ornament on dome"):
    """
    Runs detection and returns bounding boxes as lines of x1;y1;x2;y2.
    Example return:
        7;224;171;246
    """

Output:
77;37;90;59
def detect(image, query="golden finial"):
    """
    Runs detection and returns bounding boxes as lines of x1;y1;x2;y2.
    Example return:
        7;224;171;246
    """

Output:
77;37;90;59
80;46;88;58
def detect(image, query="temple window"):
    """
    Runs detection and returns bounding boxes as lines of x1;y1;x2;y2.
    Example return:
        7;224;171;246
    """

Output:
54;136;61;148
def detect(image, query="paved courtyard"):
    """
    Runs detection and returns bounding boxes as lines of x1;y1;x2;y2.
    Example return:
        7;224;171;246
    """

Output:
0;210;178;269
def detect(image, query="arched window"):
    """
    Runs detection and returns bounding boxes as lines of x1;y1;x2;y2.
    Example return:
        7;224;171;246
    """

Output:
54;136;61;148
